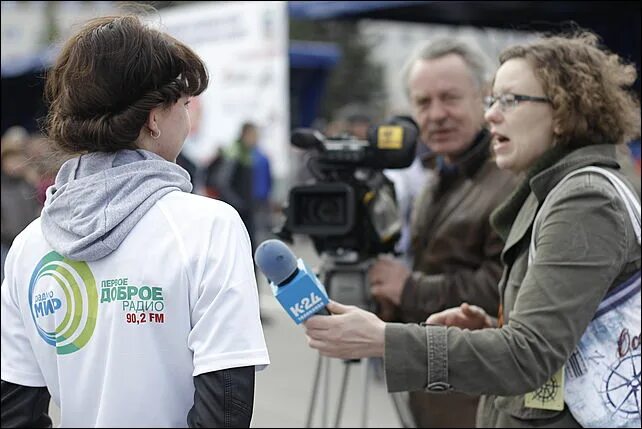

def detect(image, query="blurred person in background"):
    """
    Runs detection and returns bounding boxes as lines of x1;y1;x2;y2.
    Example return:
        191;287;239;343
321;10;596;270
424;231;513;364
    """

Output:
329;104;375;140
345;111;372;140
213;121;259;250
0;14;269;428
24;133;63;206
304;30;641;428
252;140;273;246
1;126;42;283
366;38;518;427
177;95;211;193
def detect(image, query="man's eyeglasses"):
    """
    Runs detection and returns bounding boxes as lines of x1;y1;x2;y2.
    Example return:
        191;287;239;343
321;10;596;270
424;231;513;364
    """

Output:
484;93;550;112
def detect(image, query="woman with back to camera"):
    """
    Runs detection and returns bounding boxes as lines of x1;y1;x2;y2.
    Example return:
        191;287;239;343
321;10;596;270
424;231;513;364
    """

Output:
0;14;269;428
303;30;641;428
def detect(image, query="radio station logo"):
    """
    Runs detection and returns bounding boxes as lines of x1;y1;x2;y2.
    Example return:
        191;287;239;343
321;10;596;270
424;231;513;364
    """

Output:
29;251;98;355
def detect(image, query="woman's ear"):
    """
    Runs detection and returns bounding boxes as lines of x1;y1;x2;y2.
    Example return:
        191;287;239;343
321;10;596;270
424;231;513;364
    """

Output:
146;107;161;136
551;122;563;146
552;118;563;138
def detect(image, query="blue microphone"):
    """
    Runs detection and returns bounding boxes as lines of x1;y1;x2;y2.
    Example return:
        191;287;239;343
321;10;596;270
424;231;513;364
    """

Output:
254;239;330;324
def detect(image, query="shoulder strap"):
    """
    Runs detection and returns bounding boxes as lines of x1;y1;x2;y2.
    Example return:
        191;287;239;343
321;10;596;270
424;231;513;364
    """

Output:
529;166;641;266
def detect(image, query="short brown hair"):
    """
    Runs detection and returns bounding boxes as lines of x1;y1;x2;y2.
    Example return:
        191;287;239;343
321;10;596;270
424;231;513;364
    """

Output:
499;31;640;147
44;15;209;153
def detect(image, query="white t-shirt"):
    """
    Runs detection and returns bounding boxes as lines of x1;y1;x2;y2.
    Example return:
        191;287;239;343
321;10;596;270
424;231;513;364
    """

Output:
1;191;270;427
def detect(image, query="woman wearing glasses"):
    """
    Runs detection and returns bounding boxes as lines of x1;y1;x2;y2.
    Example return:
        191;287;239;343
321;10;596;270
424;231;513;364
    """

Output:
302;31;640;428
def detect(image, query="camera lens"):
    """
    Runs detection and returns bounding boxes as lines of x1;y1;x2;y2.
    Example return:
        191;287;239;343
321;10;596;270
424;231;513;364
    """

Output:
288;184;355;235
304;195;345;226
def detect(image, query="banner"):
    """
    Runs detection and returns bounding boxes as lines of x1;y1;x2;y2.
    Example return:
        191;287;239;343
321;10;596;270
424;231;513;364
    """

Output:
156;1;290;180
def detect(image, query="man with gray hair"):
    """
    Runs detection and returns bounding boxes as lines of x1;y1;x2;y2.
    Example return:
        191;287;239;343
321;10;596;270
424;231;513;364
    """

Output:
366;37;517;427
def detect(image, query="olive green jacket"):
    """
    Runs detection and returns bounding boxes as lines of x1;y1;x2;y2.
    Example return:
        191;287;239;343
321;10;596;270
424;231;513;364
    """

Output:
383;144;641;428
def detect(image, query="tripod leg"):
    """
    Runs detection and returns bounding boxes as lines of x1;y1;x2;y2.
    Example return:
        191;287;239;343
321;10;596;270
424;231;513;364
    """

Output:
389;392;417;428
334;361;352;427
322;356;331;428
361;358;371;427
305;353;324;428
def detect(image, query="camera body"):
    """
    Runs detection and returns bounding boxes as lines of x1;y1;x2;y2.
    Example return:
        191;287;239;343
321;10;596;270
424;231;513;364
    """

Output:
278;116;418;261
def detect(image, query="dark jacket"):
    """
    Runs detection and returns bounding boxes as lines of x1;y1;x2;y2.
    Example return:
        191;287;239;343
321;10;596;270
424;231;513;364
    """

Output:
215;141;255;241
1;173;41;246
400;130;517;322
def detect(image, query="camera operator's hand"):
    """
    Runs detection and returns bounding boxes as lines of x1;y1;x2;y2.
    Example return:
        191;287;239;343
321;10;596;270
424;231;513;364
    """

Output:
425;302;495;330
303;301;385;360
375;297;398;322
368;255;411;307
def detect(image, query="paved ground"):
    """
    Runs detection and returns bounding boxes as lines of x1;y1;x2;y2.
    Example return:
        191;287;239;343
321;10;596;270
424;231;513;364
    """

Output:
50;236;406;428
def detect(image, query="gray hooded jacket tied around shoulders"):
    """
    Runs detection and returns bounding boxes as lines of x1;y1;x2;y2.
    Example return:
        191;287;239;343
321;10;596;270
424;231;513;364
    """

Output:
41;149;192;261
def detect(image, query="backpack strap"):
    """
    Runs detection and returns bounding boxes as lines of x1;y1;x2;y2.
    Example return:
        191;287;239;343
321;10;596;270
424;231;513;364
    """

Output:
529;166;641;267
593;270;641;319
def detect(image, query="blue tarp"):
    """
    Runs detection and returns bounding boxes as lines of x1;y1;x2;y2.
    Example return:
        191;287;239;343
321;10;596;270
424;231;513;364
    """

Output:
5;1;638;129
289;41;341;127
1;37;341;79
290;41;341;69
288;1;428;20
286;0;640;94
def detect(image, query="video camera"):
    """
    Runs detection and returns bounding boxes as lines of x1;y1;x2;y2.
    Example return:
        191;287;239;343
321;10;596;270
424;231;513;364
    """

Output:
276;115;418;261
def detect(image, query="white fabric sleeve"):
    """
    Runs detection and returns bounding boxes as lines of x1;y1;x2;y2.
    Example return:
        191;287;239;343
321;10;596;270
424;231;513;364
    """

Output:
188;208;270;376
1;237;46;387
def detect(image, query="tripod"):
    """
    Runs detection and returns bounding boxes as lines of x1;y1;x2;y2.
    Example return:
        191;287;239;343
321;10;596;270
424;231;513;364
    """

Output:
304;253;415;428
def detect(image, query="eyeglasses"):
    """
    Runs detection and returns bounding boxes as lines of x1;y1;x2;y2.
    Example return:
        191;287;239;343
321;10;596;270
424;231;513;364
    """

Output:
484;93;550;112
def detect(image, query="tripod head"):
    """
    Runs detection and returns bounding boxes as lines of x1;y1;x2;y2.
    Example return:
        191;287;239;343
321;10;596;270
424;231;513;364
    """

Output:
317;251;375;313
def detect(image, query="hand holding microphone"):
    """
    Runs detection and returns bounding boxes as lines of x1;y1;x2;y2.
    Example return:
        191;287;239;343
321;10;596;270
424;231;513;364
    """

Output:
255;239;386;359
304;300;386;360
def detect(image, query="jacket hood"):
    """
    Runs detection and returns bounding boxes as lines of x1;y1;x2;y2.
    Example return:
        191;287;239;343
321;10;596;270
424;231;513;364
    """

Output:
41;149;192;261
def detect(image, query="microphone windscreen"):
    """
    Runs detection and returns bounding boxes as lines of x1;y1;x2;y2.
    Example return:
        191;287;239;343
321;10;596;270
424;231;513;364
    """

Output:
291;128;324;150
254;239;298;286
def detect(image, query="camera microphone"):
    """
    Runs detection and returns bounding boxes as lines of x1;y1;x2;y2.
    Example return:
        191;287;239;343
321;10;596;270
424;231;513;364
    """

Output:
291;128;325;150
254;239;330;323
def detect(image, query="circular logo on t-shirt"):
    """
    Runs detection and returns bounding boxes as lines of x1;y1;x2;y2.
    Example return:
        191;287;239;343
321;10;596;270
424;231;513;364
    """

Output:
29;251;98;355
